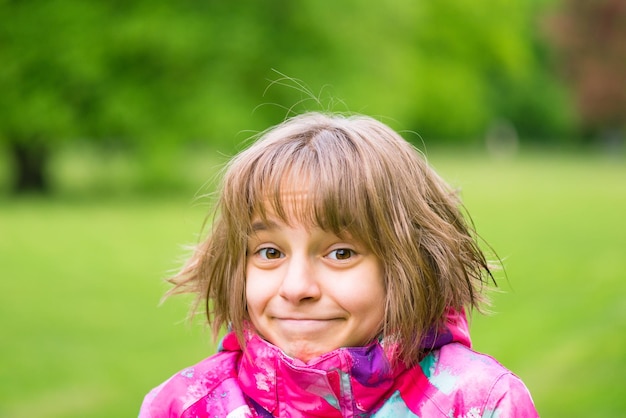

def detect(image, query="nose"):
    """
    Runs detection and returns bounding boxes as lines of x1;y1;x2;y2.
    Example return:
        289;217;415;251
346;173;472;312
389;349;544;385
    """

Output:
278;255;321;303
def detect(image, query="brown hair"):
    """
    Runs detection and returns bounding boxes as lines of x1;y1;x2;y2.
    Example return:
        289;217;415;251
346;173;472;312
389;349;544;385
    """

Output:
169;112;494;366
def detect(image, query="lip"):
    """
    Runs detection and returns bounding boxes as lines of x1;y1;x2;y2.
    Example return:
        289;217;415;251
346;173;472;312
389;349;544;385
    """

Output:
273;316;344;323
275;317;336;321
273;318;342;331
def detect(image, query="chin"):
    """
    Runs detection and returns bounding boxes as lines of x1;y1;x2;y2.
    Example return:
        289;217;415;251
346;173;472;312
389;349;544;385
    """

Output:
284;344;336;363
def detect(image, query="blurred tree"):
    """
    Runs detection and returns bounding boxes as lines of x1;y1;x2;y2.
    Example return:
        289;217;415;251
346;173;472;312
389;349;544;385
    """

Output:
0;0;573;194
409;0;574;142
546;0;626;142
0;1;224;193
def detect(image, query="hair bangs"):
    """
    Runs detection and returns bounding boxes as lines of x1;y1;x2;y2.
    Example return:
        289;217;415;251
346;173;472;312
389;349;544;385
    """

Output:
240;128;376;246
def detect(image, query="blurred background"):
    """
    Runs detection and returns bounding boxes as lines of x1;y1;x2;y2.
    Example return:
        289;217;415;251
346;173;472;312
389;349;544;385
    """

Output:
0;0;624;416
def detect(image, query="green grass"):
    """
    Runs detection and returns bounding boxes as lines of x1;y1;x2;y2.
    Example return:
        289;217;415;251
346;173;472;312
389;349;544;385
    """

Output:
0;197;212;418
1;150;625;417
433;151;626;417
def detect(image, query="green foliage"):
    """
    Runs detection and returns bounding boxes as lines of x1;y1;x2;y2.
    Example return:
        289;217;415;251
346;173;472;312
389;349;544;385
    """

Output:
1;0;580;193
0;1;260;148
0;0;573;146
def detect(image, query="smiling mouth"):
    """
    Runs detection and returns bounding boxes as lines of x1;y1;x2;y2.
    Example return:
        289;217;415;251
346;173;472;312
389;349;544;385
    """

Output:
276;318;336;323
274;318;341;329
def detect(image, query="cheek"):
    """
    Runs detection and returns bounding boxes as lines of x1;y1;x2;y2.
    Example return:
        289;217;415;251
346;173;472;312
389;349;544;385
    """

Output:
347;265;386;320
245;268;272;316
349;288;385;319
329;269;384;309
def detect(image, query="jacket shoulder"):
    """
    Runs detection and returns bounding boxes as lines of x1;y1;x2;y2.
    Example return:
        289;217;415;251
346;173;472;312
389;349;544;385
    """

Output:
413;343;539;417
138;351;245;418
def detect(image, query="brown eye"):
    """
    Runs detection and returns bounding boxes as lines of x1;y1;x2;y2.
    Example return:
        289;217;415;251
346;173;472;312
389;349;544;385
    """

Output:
328;248;355;260
258;247;283;260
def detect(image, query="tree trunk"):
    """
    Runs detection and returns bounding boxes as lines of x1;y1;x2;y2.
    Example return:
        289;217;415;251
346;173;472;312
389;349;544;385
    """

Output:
9;139;50;194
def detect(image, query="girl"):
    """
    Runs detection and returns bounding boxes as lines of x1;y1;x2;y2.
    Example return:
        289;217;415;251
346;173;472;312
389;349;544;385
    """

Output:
139;112;539;417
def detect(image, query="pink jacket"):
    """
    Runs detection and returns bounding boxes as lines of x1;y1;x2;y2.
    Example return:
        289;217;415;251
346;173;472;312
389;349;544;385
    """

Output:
139;312;538;417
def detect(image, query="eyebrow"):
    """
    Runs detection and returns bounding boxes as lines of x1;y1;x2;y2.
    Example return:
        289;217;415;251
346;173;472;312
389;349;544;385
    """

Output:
250;219;280;233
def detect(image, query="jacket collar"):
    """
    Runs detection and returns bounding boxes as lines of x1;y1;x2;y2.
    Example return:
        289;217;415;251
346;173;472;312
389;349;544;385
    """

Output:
219;309;471;416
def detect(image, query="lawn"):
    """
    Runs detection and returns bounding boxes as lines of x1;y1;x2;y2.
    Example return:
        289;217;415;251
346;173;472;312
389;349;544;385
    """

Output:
0;150;624;417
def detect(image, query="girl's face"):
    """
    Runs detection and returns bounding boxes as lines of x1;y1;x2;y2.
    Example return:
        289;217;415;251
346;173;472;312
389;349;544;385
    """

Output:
245;214;385;363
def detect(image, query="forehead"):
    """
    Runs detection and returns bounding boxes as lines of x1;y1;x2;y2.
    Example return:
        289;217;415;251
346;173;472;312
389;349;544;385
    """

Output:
247;175;370;243
250;185;325;230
